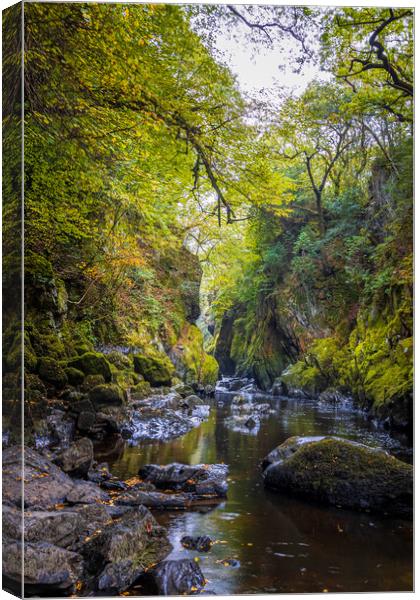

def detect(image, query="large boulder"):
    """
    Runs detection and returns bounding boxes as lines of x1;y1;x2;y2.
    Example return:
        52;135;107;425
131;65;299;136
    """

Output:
150;559;206;595
67;352;112;382
3;503;109;550
3;446;74;509
55;437;93;477
138;462;228;497
133;352;174;387
262;436;413;517
81;506;172;593
3;541;83;594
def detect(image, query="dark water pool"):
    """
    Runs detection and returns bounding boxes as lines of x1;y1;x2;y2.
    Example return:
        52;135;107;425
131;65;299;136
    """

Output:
106;393;413;595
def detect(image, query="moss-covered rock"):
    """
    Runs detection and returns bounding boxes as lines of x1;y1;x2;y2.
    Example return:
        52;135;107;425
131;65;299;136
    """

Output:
133;352;174;387
67;352;112;382
113;369;142;388
37;357;68;388
263;436;412;517
200;353;219;386
89;384;125;408
106;351;133;371
130;381;152;399
64;367;85;386
169;324;219;386
82;374;106;391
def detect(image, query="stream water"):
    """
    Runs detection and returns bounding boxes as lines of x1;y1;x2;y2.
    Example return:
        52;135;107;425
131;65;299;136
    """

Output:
106;389;413;595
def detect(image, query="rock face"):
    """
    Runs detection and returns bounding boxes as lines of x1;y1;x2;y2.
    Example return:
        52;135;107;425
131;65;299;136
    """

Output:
3;446;75;509
82;506;172;594
262;436;413;517
151;559;206;595
139;462;228;498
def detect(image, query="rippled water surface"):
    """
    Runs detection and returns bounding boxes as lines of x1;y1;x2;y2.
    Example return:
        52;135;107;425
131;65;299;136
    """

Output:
107;393;413;595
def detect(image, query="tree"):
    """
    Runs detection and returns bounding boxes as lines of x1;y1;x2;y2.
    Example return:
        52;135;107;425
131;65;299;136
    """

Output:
276;83;354;235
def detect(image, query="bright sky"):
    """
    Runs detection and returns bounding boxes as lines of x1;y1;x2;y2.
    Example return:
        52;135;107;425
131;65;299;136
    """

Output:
195;8;331;102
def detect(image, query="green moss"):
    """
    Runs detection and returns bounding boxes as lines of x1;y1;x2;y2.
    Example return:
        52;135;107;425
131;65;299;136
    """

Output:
133;351;174;387
107;351;133;370
64;367;85;386
131;380;152;398
200;353;219;385
82;374;106;390
37;357;68;388
264;437;412;516
113;369;142;388
89;383;125;408
170;324;219;385
67;351;112;382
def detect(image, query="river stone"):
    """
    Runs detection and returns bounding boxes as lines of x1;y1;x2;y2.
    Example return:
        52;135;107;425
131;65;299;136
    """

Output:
181;535;213;552
81;505;172;593
77;411;96;433
3;540;83;592
138;462;228;497
3;446;74;509
262;436;413;517
151;559;206;595
55;437;93;477
116;489;193;509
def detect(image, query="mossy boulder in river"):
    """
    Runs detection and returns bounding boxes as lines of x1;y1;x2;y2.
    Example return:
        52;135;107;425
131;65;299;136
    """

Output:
64;367;85;386
133;352;174;387
67;351;112;382
262;436;412;517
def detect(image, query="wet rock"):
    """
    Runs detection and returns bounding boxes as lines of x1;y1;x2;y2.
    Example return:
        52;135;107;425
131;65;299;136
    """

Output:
81;506;172;594
66;479;110;504
151;559;206;595
271;379;288;396
172;383;195;398
181;535;213;552
204;384;215;397
87;462;112;483
245;415;259;429
116;489;192;509
46;409;75;449
55;437;93;477
262;436;413;517
3;446;74;509
3;540;83;593
126;392;209;442
77;410;96;433
319;389;352;405
138;463;228;497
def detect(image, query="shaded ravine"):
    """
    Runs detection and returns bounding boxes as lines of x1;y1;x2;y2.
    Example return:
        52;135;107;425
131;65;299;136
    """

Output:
104;391;413;595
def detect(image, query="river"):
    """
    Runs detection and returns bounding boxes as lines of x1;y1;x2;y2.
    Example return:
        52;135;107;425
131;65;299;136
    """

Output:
106;389;413;595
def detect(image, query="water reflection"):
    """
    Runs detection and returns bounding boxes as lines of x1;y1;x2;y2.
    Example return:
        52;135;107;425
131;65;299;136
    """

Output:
107;393;413;594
